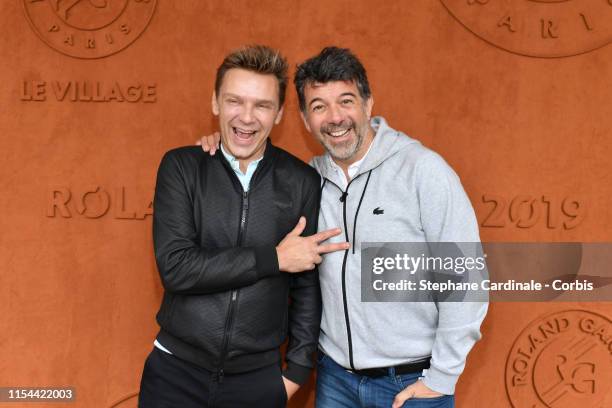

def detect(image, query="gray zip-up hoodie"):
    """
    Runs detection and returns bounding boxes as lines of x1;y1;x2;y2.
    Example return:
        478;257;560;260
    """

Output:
311;116;488;395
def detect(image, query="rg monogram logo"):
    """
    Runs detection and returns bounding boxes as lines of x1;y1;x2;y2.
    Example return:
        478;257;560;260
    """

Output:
505;310;611;407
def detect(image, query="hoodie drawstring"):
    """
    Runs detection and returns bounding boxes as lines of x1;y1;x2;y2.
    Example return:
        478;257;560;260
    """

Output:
352;170;372;254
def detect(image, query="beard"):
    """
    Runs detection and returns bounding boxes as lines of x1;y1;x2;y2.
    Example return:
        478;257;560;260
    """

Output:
319;119;365;162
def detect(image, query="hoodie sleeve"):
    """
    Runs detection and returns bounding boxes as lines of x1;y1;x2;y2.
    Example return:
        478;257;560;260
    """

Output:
415;152;488;395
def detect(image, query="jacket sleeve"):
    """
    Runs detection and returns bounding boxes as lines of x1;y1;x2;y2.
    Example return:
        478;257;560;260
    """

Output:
282;173;323;385
153;151;279;295
416;152;488;395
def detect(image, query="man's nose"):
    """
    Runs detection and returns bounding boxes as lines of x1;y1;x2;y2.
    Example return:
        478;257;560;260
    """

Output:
327;104;344;125
238;104;255;124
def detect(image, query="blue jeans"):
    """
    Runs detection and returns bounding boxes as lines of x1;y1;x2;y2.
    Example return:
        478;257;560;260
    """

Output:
315;352;454;408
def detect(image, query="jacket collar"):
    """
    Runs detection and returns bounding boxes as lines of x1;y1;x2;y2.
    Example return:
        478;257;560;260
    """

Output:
217;138;279;191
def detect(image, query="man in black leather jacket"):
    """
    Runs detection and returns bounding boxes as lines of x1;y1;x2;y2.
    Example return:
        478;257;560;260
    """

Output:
138;45;349;408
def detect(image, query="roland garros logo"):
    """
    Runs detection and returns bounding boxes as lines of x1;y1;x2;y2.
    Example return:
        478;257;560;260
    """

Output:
505;310;612;408
440;0;612;58
23;0;157;59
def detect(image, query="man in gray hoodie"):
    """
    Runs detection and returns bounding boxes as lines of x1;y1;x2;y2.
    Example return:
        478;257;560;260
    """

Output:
200;47;487;407
292;47;488;408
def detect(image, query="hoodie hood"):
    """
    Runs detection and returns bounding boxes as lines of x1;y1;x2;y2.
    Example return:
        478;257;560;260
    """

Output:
311;116;421;183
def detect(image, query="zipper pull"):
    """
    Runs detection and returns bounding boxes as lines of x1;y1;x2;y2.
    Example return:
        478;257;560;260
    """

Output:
217;369;225;383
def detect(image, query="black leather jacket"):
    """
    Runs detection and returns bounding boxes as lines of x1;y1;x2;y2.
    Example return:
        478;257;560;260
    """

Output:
152;141;322;384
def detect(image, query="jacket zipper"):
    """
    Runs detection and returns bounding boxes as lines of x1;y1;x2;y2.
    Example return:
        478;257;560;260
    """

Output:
325;174;366;371
217;190;249;382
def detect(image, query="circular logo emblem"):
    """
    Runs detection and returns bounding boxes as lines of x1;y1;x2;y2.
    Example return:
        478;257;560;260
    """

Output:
440;0;612;58
505;310;612;408
23;0;157;59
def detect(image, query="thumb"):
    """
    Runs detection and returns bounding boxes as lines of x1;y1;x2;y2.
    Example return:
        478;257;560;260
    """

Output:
288;216;306;236
392;388;413;408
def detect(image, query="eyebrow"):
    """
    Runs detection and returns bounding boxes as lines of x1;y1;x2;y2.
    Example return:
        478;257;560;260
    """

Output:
308;92;358;107
223;93;276;105
308;97;325;108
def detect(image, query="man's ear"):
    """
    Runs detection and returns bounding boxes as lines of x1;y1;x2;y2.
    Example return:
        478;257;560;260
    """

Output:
212;91;219;116
274;106;284;125
365;96;374;120
299;110;312;133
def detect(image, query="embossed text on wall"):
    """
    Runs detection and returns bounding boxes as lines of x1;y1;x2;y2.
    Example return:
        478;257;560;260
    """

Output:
21;80;157;102
479;194;585;229
47;186;153;220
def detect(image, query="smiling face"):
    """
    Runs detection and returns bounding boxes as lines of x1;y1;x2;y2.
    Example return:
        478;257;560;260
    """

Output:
212;68;284;169
301;80;374;168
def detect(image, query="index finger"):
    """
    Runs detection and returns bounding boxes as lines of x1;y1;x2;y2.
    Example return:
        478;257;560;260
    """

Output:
310;227;343;243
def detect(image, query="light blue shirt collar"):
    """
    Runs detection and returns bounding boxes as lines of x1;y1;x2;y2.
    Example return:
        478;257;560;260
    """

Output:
220;144;263;192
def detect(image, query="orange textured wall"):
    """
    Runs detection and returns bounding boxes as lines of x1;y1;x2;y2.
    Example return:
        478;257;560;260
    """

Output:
1;1;611;407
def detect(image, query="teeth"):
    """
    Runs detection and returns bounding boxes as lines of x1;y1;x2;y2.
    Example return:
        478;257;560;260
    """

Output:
233;127;256;135
329;128;350;137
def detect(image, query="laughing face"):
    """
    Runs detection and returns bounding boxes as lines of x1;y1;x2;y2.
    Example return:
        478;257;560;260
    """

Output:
301;80;374;167
212;68;283;170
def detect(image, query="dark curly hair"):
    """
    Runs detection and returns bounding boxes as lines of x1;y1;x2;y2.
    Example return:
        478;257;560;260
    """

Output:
294;47;371;112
